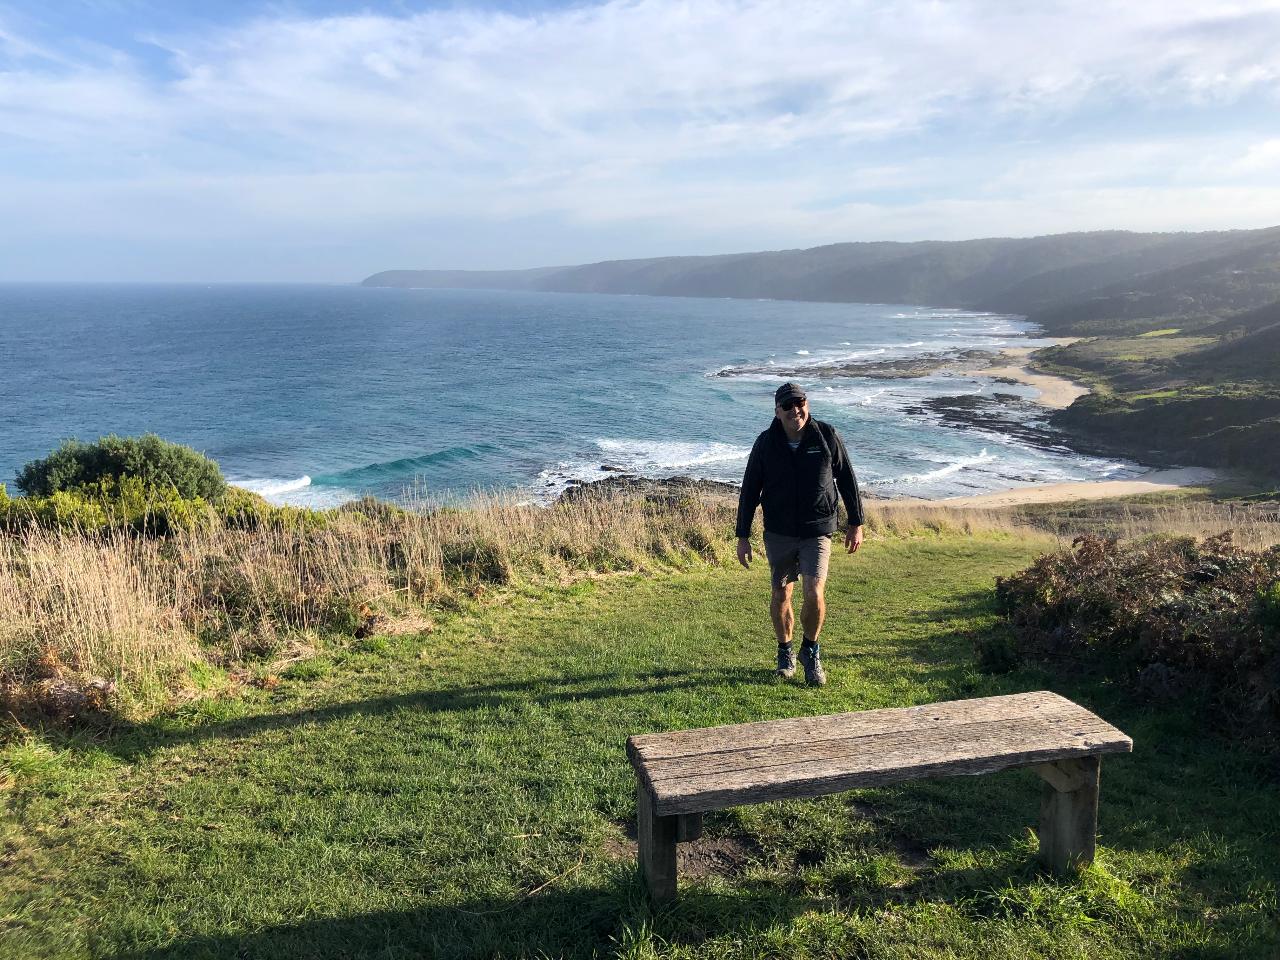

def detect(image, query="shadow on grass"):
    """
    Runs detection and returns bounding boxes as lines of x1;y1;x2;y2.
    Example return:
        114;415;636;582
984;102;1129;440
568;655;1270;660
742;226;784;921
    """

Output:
111;850;1051;960
110;869;807;960
97;666;765;762
900;589;1002;624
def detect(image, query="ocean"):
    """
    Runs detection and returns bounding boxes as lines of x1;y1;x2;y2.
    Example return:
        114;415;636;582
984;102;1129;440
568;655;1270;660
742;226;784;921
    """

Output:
0;283;1137;506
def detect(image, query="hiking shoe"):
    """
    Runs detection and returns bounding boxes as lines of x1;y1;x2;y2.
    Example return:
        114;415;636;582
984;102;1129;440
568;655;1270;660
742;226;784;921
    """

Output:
799;642;827;686
776;642;796;679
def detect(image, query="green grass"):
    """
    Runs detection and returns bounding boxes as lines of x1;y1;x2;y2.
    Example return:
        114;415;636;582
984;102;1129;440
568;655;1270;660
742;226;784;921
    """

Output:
1061;336;1216;366
3;533;1278;959
1137;329;1182;338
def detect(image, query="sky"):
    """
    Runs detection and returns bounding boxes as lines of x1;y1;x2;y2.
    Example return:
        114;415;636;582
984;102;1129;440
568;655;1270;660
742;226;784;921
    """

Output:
2;0;1280;281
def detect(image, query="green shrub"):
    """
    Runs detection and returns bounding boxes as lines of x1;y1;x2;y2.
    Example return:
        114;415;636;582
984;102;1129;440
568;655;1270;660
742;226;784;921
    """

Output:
0;477;212;535
337;496;408;523
16;434;227;502
214;485;274;530
215;486;327;533
442;538;512;585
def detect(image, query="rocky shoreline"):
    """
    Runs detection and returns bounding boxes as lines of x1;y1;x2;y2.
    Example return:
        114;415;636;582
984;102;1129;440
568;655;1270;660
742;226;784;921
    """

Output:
557;353;1088;506
556;473;740;505
713;348;999;381
906;392;1076;452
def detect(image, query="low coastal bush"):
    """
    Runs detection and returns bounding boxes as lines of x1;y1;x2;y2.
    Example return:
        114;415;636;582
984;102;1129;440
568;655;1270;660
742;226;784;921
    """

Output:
994;533;1280;740
15;434;227;502
0;476;330;538
0;477;213;536
3;434;237;538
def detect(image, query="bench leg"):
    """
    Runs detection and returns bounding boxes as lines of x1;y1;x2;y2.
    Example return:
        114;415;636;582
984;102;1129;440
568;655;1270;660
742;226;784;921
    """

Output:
1036;756;1101;873
637;785;678;901
676;813;703;842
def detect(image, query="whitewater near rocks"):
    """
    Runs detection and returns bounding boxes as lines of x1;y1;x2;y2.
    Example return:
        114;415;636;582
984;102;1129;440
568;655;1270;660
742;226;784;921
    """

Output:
0;285;1139;507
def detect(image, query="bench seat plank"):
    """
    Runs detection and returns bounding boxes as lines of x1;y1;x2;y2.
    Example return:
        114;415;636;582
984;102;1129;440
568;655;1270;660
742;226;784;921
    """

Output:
631;690;1070;761
628;692;1131;816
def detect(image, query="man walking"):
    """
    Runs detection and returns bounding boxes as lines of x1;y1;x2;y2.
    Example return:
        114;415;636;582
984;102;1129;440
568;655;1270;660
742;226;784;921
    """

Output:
736;382;865;685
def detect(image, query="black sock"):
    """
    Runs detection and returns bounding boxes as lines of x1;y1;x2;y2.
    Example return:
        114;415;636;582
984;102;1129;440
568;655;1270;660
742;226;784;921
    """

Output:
778;639;792;647
801;636;817;650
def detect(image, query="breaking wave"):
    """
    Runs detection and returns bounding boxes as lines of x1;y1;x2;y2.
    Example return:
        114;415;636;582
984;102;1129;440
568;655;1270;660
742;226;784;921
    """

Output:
314;444;500;488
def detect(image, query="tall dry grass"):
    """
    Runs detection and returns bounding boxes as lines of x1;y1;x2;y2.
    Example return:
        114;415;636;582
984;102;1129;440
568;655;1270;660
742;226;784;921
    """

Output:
0;533;200;699
865;501;1043;541
869;496;1280;549
2;487;1276;720
0;490;728;718
1010;498;1280;550
1085;499;1280;549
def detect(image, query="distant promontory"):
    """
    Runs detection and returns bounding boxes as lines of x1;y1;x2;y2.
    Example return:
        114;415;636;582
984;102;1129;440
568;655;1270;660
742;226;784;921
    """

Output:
363;226;1280;337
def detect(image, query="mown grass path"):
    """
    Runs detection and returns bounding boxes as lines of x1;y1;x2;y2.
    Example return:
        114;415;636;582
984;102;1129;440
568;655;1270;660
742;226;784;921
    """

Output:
3;535;1277;958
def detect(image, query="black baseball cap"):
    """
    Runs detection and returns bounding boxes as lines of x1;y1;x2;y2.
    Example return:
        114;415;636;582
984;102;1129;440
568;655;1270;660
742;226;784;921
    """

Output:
774;382;807;405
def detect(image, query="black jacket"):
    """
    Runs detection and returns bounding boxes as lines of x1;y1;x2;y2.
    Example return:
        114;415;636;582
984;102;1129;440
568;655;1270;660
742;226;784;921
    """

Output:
735;417;865;539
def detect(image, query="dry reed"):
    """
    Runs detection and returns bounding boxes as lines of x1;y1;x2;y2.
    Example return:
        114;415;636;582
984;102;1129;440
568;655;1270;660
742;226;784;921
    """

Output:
0;490;727;718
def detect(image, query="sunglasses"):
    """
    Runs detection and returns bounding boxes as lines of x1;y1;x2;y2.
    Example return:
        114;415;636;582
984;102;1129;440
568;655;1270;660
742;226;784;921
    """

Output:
778;398;807;411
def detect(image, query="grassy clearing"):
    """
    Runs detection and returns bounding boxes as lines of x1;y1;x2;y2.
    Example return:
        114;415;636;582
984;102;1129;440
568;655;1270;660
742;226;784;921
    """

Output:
1038;337;1217;384
2;530;1277;959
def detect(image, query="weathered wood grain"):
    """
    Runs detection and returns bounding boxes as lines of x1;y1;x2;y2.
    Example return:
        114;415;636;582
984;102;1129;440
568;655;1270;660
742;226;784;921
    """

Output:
1037;755;1101;873
631;691;1105;763
630;692;1131;900
1033;757;1094;794
641;715;1122;784
627;692;1131;817
636;785;677;901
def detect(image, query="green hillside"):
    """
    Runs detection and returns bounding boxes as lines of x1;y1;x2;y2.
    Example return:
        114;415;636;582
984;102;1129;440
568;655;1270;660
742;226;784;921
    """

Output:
1036;297;1280;478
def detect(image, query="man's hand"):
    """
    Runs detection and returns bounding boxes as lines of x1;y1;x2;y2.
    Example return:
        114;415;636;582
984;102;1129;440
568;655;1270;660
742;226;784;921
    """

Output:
737;536;753;568
844;525;864;554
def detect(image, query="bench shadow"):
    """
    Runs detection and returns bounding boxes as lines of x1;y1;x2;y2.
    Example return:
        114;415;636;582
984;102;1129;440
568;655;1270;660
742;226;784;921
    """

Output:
93;666;765;762
108;849;1049;960
108;870;813;960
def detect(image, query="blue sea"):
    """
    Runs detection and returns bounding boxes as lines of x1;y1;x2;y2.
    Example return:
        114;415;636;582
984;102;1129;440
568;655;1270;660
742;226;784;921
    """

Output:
0;284;1138;506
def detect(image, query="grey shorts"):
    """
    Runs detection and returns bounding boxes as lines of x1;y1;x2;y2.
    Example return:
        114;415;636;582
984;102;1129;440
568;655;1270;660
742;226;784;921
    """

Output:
763;532;831;590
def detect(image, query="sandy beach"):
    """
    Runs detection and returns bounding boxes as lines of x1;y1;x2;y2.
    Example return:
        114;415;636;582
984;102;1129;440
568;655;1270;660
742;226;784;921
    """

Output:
913;339;1222;507
927;467;1222;508
972;338;1089;409
881;467;1222;510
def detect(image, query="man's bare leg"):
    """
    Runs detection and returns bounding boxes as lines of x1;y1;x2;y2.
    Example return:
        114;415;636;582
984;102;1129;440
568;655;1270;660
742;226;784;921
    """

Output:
770;582;795;644
800;576;826;642
799;576;828;685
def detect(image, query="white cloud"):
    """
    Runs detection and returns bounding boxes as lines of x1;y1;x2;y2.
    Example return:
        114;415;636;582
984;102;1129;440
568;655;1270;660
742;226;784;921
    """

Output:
2;0;1280;278
1233;137;1280;172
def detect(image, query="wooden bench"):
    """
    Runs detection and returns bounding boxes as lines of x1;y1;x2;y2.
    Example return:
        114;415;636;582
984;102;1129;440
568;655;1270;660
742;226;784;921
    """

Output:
626;691;1132;901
